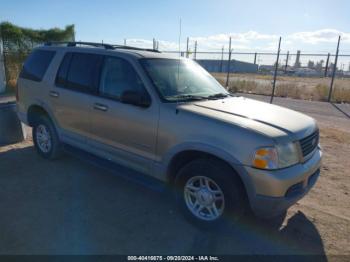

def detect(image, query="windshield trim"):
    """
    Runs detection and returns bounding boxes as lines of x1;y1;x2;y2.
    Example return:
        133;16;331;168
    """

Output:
139;58;228;103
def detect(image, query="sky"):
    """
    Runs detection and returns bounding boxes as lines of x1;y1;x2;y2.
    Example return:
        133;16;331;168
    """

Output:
1;0;350;61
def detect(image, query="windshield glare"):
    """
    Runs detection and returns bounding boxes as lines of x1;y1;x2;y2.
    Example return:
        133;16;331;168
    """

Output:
141;59;229;101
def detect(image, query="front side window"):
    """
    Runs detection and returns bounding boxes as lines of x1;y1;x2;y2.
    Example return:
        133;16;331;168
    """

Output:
100;57;147;100
141;59;229;102
57;52;103;93
20;50;56;82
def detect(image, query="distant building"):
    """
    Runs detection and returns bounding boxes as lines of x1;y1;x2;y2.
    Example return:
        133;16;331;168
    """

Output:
258;65;274;72
294;68;320;77
294;50;301;68
196;59;258;73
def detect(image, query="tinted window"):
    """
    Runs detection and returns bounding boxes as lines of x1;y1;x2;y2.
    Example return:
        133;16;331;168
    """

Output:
100;57;146;99
65;53;103;93
20;50;55;82
55;53;72;87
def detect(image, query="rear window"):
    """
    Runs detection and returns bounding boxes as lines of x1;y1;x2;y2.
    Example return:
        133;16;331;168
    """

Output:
20;50;56;82
56;52;103;94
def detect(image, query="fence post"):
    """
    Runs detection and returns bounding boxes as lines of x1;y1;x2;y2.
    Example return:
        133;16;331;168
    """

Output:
254;52;257;64
225;37;232;88
328;36;341;102
324;53;330;77
0;33;6;93
270;37;281;104
194;41;197;60
284;51;289;73
186;37;189;58
220;46;224;72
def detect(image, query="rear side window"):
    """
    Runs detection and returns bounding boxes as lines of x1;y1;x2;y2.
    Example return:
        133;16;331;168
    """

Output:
55;53;72;87
56;52;103;94
20;50;55;82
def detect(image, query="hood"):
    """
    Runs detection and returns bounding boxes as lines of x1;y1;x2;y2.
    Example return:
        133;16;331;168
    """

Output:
179;96;317;141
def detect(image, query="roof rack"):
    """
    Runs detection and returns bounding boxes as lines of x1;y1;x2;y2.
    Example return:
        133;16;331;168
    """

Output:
44;41;161;53
44;41;115;49
112;44;161;53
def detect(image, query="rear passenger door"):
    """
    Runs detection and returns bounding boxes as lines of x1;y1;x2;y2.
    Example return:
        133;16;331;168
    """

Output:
50;52;103;145
88;56;159;175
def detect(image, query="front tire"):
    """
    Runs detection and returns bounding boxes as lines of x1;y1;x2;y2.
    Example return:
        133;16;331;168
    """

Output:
175;158;247;228
32;115;62;159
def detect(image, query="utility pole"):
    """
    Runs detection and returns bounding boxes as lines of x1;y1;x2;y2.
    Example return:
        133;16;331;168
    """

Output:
328;36;341;102
124;39;126;46
270;36;282;104
225;37;232;88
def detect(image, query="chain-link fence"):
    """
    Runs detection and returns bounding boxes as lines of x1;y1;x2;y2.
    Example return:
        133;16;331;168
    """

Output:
160;47;350;103
1;25;350;103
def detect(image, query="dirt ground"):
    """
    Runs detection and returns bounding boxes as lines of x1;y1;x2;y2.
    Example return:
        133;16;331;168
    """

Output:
0;95;349;257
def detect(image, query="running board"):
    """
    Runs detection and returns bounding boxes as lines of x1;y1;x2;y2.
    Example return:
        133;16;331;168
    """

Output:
63;144;166;193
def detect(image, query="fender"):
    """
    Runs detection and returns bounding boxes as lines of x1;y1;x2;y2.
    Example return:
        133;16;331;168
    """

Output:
153;141;256;199
27;99;61;136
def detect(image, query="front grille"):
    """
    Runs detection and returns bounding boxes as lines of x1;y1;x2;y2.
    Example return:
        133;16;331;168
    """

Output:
299;130;319;157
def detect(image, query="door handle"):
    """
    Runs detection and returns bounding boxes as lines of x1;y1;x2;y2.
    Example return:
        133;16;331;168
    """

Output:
93;103;108;112
49;91;59;98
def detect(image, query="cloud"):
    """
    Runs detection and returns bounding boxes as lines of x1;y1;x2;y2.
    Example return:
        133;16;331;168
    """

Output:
287;29;350;44
124;29;350;52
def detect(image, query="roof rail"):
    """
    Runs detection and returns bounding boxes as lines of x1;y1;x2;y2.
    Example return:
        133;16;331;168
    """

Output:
44;41;161;53
112;45;161;53
44;41;115;49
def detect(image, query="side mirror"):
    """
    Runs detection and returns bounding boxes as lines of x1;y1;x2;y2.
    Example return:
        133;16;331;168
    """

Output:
120;90;151;108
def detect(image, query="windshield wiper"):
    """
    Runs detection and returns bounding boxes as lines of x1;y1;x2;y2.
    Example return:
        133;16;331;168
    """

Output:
168;94;208;101
206;93;230;99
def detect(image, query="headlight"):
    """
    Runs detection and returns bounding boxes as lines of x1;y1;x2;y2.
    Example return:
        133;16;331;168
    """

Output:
252;142;299;170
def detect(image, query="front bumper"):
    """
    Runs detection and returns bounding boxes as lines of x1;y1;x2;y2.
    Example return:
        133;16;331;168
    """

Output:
245;148;322;218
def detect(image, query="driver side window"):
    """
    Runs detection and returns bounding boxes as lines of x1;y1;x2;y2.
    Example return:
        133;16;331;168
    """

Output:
100;57;146;100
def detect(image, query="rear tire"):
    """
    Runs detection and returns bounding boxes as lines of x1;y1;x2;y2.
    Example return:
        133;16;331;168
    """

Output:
32;115;62;159
175;158;247;228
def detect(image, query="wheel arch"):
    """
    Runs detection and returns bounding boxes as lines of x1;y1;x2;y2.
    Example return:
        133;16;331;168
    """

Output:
165;145;254;200
27;104;50;126
27;103;58;129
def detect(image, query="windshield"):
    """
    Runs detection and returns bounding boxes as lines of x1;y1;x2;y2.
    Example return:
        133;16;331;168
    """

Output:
141;58;229;102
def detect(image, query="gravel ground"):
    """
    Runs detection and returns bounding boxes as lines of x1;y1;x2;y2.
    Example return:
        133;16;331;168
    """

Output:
0;95;349;257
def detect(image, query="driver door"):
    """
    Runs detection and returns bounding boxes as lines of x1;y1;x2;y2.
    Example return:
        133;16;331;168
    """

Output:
88;56;158;175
